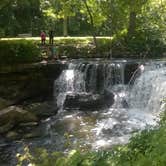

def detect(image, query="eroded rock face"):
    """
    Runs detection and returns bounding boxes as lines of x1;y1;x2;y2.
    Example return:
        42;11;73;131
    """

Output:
0;98;11;110
0;62;66;103
24;101;58;119
64;92;114;111
0;106;38;134
124;63;139;84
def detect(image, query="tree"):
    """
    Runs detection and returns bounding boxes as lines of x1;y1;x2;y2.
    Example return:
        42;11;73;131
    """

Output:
80;0;107;48
0;0;43;36
43;0;79;36
0;0;13;11
127;0;149;37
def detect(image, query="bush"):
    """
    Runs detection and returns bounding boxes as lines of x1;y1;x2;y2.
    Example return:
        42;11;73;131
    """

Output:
125;30;166;58
0;40;41;65
56;38;111;59
113;111;166;166
111;29;166;58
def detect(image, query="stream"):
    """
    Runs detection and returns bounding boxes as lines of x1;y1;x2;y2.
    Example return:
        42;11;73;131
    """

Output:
1;59;166;165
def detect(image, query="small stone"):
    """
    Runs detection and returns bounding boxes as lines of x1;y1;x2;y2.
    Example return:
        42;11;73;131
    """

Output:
23;132;40;139
19;122;38;127
0;121;15;134
6;131;19;140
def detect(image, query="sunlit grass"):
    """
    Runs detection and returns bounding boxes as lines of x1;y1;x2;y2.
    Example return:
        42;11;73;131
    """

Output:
0;36;112;41
0;36;113;46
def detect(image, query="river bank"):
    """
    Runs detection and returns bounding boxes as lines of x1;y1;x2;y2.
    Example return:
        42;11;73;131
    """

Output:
0;59;166;165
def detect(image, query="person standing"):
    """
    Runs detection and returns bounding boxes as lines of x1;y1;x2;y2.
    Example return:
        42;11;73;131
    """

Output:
40;31;46;45
49;30;54;45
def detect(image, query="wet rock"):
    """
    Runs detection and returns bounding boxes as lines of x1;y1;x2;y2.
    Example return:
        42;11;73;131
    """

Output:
124;63;139;84
0;121;15;134
103;90;114;107
64;92;114;111
22;127;43;139
24;101;58;119
121;99;129;108
18;122;38;127
6;131;20;140
0;98;11;110
0;62;66;102
23;133;40;139
0;106;38;133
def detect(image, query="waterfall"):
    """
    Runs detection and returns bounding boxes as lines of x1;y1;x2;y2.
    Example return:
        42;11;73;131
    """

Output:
128;64;166;113
54;68;85;108
92;62;166;149
52;59;166;150
54;60;127;109
4;59;166;161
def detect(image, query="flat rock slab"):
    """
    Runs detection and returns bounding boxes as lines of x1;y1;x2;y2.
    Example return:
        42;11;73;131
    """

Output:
64;92;114;111
0;106;38;134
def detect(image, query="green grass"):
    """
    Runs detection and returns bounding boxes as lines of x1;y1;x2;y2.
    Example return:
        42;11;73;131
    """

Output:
0;36;112;43
1;35;165;61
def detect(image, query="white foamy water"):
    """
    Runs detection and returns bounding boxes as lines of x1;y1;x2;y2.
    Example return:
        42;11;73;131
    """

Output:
52;60;166;150
3;60;166;165
92;64;166;149
54;68;85;108
128;66;166;112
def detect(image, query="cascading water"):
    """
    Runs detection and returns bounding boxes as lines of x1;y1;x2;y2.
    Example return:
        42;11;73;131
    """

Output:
52;59;166;150
93;62;166;149
54;63;86;109
128;64;166;112
2;59;166;165
54;60;126;101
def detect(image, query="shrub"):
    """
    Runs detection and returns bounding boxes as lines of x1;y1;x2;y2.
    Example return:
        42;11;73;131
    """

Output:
125;30;166;58
0;40;41;65
111;29;166;58
113;111;166;166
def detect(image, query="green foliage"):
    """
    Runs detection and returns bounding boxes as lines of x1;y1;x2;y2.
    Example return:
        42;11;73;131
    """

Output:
0;40;40;65
0;0;43;37
111;27;166;58
1;0;166;54
55;37;111;58
126;30;166;57
112;111;166;166
16;147;114;166
80;0;107;27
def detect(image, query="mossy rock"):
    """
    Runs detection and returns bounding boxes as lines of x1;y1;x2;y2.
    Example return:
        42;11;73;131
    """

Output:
0;106;38;133
0;98;11;110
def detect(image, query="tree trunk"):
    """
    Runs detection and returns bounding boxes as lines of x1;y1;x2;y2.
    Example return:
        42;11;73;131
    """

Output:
83;0;98;49
127;11;136;37
63;15;68;37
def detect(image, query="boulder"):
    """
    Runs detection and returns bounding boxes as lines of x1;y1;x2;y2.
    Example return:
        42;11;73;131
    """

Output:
124;63;139;84
0;98;11;110
0;121;15;134
24;101;58;119
103;90;115;107
0;62;66;102
0;106;38;134
64;92;114;111
6;131;20;140
23;130;43;139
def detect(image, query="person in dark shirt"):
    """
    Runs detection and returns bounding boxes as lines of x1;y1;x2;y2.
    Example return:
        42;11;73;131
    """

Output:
49;30;54;45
